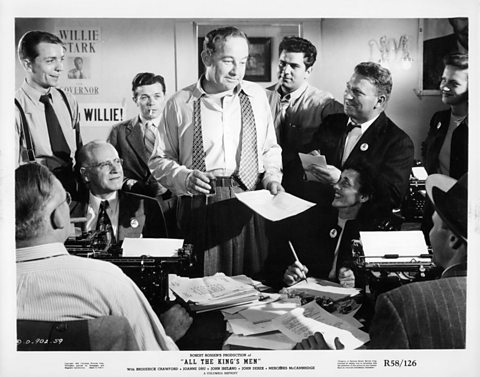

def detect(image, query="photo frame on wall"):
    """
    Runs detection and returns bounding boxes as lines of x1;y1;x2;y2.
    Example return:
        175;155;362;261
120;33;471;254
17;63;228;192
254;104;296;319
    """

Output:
198;37;272;82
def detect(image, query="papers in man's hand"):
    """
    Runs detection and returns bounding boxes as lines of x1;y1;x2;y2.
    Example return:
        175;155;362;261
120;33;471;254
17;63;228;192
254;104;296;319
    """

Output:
271;301;369;349
121;238;184;257
360;230;431;263
169;273;259;313
235;190;315;221
282;277;361;301
299;153;327;182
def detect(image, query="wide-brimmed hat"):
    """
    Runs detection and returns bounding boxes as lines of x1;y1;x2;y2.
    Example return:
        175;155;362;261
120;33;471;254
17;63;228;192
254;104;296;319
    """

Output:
426;173;467;243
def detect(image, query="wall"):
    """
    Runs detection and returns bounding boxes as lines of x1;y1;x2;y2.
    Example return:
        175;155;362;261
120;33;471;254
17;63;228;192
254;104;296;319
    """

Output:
15;18;446;157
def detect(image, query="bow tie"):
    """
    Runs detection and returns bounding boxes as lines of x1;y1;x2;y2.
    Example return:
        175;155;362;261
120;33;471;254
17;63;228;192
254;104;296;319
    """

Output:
346;122;361;133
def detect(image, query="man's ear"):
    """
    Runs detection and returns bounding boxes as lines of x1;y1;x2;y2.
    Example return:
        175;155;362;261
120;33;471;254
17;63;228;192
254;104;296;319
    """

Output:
50;207;67;230
374;94;387;109
79;167;89;183
359;193;370;204
201;50;211;68
305;65;313;77
448;232;463;250
22;58;33;73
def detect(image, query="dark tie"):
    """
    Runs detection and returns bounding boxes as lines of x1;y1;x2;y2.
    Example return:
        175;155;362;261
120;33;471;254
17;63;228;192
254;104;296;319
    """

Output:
342;122;362;165
96;200;116;245
346;121;361;133
39;94;71;162
237;91;259;190
275;97;290;144
144;121;156;160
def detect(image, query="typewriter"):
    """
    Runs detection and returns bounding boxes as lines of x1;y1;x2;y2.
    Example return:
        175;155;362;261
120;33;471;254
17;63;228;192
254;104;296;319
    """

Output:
65;230;194;310
402;163;428;221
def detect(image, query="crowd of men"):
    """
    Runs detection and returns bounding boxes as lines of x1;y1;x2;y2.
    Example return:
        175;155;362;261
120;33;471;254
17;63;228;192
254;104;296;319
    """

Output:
14;24;469;350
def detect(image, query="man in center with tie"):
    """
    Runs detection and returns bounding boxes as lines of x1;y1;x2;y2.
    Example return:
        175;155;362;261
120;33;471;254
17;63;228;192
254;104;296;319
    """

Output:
307;62;414;220
149;26;283;277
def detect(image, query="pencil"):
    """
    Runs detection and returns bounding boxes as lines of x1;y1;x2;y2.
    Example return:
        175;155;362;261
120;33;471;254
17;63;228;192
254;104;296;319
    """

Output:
288;241;308;283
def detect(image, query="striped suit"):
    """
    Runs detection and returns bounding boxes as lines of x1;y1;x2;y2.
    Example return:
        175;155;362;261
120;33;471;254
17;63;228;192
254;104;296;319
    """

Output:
368;265;466;349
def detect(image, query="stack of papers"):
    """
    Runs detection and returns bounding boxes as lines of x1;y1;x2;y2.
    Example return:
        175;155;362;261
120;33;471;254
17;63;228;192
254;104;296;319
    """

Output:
282;277;361;301
169;273;260;313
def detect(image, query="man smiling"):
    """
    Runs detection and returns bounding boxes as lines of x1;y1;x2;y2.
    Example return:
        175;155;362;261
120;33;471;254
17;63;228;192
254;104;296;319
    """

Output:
149;26;283;277
15;30;82;198
307;62;414;218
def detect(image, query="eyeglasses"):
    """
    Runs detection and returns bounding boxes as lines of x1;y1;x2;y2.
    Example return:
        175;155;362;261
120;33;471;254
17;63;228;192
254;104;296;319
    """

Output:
87;158;123;171
54;191;71;210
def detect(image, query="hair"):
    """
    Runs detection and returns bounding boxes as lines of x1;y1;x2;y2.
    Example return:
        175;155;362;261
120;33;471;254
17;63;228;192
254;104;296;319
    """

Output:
131;72;166;95
73;56;83;65
278;36;317;69
17;30;65;62
202;26;248;56
15;164;56;241
443;52;468;70
354;62;393;100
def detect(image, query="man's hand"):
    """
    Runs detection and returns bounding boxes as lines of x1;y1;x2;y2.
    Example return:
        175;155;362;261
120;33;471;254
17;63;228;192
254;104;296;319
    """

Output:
283;261;309;286
186;170;215;195
159;304;193;342
294;332;345;350
266;181;285;195
309;164;341;185
338;267;355;288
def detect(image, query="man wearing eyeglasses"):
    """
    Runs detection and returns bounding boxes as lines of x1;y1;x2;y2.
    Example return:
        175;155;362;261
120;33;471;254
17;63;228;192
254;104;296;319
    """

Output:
16;163;179;350
306;62;414;220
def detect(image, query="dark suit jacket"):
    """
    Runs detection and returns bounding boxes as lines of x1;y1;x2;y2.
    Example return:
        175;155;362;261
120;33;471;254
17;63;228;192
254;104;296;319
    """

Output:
108;117;164;197
263;207;362;289
308;112;414;211
70;191;168;241
368;265;467;349
421;109;468;179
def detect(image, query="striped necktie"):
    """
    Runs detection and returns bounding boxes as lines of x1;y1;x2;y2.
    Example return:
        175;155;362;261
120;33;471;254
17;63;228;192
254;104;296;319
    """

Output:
192;99;207;171
144;121;156;160
96;200;116;245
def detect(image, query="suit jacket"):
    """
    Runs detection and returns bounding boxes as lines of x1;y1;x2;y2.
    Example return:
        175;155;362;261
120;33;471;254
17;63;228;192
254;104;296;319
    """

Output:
263;207;362;288
108;116;165;197
368;265;467;349
308;112;414;210
421;109;468;179
70;191;167;241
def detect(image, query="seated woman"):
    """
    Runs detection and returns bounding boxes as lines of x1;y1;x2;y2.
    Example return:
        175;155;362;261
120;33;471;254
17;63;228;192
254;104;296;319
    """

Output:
263;162;390;289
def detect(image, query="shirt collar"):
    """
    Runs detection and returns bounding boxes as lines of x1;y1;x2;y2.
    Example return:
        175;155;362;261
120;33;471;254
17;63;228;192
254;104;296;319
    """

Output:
189;75;253;103
277;82;308;103
21;79;53;103
16;242;69;262
139;115;160;128
88;190;118;213
441;262;467;278
348;113;380;133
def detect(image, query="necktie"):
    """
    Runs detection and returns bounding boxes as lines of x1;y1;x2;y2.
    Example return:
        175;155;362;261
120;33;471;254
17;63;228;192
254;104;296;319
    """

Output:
96;200;116;246
144;121;156;160
39;93;71;162
192;99;207;171
275;97;290;144
342;122;362;165
237;91;259;190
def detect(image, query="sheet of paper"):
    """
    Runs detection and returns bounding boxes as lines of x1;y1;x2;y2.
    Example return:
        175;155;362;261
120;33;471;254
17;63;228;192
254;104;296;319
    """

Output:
360;230;431;262
235;190;316;221
121;238;184;257
169;273;257;304
238;301;301;324
412;166;428;180
283;279;361;301
224;332;296;350
221;293;281;314
271;301;369;349
228;318;277;336
298;152;327;169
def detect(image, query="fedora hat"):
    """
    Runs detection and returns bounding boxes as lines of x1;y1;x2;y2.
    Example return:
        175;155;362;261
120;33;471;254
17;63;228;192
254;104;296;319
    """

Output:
426;173;467;243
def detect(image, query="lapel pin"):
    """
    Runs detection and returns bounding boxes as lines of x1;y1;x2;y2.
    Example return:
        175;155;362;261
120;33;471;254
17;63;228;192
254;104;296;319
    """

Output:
360;143;369;152
329;228;338;238
436;122;442;130
130;218;139;228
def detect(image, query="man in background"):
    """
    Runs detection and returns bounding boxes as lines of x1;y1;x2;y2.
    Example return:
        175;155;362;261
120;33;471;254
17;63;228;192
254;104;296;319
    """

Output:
421;53;468;243
15;30;82;198
68;56;86;79
16;163;181;350
108;72;177;235
307;61;414;221
266;36;343;201
295;172;467;349
149;26;283;277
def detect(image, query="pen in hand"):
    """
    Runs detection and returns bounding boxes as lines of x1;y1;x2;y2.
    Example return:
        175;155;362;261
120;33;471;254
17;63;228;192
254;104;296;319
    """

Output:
288;241;308;284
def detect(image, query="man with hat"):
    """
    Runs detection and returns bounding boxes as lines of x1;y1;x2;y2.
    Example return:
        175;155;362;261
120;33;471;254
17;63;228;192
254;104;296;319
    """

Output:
295;172;467;349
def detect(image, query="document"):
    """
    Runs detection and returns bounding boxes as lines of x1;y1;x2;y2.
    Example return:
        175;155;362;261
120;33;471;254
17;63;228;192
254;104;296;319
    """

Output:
235;190;316;221
283;278;361;301
121;238;184;257
224;332;296;350
238;300;301;324
299;152;327;182
271;301;369;350
228;318;277;336
360;230;431;262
